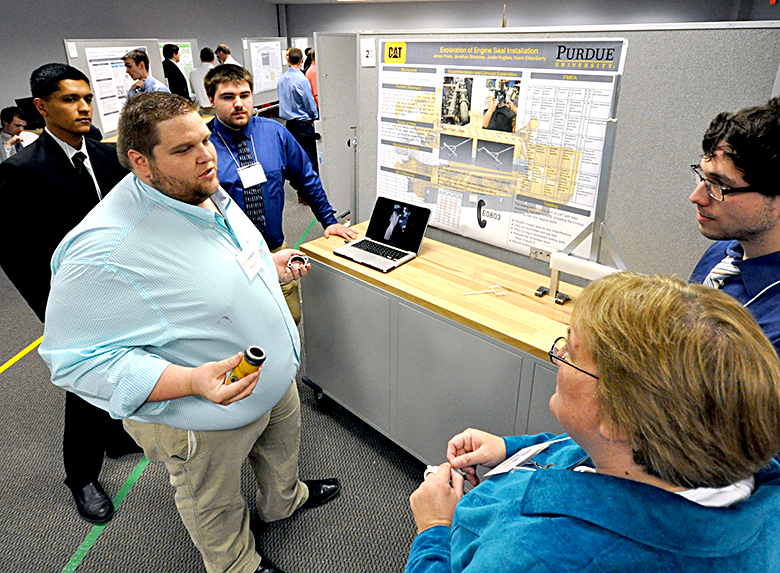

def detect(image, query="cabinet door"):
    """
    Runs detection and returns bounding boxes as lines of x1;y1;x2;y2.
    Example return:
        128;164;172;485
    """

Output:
302;263;392;432
525;362;564;436
395;303;523;464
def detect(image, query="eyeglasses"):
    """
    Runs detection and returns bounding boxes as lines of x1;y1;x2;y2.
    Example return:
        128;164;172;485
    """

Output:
548;336;599;379
691;165;755;202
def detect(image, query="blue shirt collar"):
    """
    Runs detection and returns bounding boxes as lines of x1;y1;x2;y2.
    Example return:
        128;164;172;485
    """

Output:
725;240;780;298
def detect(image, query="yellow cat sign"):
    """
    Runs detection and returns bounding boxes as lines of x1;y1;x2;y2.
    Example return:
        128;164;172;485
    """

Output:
385;42;407;63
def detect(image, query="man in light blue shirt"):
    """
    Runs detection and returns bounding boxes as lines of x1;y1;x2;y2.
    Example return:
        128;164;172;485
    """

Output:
122;49;170;101
278;47;320;173
40;92;340;573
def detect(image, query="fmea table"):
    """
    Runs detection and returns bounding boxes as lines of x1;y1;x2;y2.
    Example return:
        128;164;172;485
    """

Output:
300;224;579;465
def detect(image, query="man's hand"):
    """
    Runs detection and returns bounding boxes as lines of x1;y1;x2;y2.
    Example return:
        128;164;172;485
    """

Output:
273;248;311;283
409;463;463;533
324;223;357;241
187;352;259;405
446;428;507;487
5;135;22;147
130;79;145;91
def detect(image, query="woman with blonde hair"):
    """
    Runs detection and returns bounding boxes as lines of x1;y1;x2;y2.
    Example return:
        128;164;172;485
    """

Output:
406;272;780;572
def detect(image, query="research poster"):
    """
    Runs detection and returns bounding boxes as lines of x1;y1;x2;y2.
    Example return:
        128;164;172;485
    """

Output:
376;39;627;259
249;41;284;94
84;45;148;133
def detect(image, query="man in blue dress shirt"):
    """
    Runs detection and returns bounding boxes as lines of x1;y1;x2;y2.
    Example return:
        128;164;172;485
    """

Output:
278;47;320;174
689;97;780;355
205;64;356;323
40;92;340;573
122;48;170;101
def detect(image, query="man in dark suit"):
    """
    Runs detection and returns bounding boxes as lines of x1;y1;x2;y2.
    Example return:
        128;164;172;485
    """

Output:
0;63;136;524
162;44;190;99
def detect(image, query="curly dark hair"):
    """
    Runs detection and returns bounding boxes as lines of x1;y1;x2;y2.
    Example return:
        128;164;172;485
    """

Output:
701;97;780;195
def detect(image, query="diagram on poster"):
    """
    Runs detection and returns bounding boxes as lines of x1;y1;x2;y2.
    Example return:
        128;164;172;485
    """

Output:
376;39;627;259
249;41;284;94
85;45;149;133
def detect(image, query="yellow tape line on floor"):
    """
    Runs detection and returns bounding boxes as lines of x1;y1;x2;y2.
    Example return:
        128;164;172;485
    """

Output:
0;335;42;375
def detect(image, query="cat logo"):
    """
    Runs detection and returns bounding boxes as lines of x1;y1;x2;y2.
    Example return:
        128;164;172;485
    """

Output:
385;42;406;63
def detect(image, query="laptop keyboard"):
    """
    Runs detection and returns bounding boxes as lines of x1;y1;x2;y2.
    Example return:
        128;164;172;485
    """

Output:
353;240;408;260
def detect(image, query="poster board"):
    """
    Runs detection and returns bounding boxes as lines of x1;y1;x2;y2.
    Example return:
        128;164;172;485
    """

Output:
375;38;626;260
355;24;780;279
241;36;288;107
159;39;199;96
64;38;165;136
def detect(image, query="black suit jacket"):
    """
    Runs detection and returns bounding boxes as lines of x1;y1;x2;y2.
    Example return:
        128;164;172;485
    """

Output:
163;59;190;99
0;131;128;320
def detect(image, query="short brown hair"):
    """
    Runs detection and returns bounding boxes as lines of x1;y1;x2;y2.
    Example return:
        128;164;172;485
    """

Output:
122;48;149;71
572;272;780;488
287;47;303;66
203;64;253;100
117;91;199;170
215;44;231;55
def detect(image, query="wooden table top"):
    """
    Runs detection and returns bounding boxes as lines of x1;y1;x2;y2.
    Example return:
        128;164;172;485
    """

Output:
301;223;580;360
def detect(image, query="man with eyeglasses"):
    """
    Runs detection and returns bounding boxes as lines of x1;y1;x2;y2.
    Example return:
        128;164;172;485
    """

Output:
689;97;780;354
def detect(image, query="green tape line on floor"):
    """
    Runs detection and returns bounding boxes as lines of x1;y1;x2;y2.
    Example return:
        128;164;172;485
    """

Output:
61;456;150;573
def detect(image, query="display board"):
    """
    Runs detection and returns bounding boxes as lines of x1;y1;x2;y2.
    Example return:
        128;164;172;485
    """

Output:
64;38;166;136
376;38;626;259
354;25;780;279
241;36;288;107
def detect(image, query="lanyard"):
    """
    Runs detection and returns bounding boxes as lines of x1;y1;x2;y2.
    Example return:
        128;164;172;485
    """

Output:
216;129;260;169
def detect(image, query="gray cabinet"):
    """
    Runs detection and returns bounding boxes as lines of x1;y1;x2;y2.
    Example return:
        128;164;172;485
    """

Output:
302;259;564;464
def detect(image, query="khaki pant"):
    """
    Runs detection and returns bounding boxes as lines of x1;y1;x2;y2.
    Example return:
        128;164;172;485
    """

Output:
272;242;301;325
124;383;308;573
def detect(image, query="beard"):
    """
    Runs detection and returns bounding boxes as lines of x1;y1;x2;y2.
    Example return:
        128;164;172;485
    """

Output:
149;162;217;206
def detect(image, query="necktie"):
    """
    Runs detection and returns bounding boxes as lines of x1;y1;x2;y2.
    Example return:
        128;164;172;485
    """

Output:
236;135;267;239
72;152;100;200
13;141;22;152
703;255;741;289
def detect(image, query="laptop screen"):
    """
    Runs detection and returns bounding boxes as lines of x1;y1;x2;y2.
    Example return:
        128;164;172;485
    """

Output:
365;197;431;253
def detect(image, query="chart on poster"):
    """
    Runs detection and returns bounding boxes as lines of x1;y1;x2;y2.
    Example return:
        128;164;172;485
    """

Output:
375;38;627;259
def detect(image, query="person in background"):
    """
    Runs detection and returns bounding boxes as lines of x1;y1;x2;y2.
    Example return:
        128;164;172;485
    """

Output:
0;106;38;161
205;64;356;324
0;63;135;524
161;43;189;99
406;272;780;572
215;44;241;66
689;97;780;355
304;48;318;110
278;47;319;174
122;48;169;100
40;92;341;573
189;46;215;109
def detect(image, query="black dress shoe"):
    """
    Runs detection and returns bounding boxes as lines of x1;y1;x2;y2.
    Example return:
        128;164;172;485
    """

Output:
71;481;114;524
255;554;285;573
301;478;341;510
255;562;285;573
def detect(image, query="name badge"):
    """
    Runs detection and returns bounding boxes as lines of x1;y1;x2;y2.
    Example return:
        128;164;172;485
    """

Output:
485;437;571;476
237;163;267;188
236;247;263;281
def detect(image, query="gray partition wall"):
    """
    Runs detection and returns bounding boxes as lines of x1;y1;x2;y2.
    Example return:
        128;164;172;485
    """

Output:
354;23;780;279
314;32;358;218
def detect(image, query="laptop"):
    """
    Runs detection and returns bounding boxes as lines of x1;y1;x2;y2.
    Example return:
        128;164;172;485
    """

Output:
334;197;431;272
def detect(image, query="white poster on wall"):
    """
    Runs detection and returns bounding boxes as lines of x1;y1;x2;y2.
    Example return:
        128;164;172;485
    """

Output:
249;41;284;94
84;45;147;133
375;39;627;260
